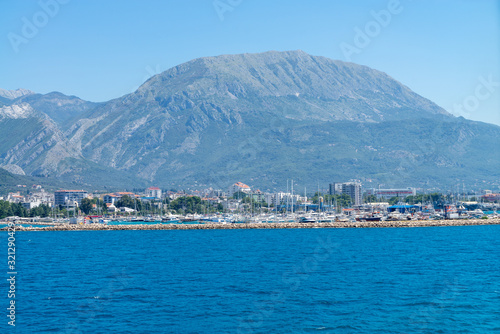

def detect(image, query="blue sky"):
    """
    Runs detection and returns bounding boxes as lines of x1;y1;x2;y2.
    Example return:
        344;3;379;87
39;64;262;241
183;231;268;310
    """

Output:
1;0;499;125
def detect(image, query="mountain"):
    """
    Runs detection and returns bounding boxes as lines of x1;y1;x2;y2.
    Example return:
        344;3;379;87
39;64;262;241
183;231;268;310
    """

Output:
1;51;499;192
0;88;34;100
0;90;99;179
12;91;100;127
0;92;142;190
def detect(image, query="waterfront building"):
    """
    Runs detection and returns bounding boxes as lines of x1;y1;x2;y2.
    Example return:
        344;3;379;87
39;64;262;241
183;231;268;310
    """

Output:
221;199;242;211
342;182;362;206
249;189;266;203
7;192;24;203
264;192;302;207
54;190;88;207
119;207;136;213
167;191;184;200
228;182;251;197
103;192;138;204
482;193;500;202
103;194;119;205
28;190;53;206
330;182;362;206
365;188;417;200
146;187;162;199
22;201;41;210
329;183;343;195
202;197;221;205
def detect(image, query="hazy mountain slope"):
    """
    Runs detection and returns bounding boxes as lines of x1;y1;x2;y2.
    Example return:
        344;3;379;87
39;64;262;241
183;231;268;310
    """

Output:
0;96;139;189
12;92;100;128
139;116;500;191
0;167;74;195
0;102;82;176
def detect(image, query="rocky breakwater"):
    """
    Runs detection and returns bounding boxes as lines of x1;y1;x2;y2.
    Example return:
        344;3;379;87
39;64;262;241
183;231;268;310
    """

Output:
2;218;500;231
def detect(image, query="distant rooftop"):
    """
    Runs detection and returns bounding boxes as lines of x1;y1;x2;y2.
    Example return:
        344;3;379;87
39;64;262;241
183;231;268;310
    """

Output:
56;190;86;192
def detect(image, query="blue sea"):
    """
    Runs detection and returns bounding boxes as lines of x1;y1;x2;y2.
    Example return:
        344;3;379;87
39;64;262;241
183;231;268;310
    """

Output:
2;225;500;333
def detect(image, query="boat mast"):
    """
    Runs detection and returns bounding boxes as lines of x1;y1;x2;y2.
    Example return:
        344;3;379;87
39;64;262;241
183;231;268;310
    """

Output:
286;179;289;215
318;181;321;214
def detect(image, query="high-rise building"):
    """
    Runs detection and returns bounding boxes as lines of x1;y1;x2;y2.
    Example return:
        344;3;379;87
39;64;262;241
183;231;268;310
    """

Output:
54;190;88;207
329;183;343;195
330;182;362;206
341;182;362;206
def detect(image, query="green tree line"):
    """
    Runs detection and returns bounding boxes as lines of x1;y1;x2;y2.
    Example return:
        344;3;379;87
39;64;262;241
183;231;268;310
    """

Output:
309;192;456;209
90;195;224;215
0;200;51;219
311;193;353;210
169;196;223;215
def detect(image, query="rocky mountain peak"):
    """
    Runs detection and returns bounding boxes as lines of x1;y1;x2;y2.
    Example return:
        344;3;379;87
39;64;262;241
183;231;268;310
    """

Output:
0;88;35;100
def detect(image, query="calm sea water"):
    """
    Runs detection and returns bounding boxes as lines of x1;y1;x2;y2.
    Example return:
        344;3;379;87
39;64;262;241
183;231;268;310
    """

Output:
2;225;500;333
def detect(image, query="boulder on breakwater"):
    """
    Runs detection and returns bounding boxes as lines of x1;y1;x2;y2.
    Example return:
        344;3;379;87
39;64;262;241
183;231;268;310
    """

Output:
2;218;499;232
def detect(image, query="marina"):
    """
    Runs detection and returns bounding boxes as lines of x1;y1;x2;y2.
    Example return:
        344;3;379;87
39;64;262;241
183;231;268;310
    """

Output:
2;204;499;231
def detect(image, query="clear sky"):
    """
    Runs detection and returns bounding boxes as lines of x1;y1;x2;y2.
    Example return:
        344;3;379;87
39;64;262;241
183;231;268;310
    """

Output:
1;0;499;125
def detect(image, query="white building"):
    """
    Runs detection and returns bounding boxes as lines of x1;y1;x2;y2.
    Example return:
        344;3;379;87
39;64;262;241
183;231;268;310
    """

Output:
22;201;41;210
146;187;162;199
119;207;136;213
28;190;53;207
7;192;24;203
54;190;88;207
103;192;138;204
365;188;417;200
221;199;242;211
103;194;119;205
264;192;302;207
228;182;251;197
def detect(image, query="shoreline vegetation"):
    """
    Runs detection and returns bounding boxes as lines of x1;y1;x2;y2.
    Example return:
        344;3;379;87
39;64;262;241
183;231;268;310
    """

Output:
2;218;499;231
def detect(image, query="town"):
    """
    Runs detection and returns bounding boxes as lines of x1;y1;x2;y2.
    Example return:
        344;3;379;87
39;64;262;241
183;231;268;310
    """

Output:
1;181;499;226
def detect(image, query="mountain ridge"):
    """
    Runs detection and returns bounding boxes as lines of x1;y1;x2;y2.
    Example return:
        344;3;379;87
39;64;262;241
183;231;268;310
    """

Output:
1;51;499;191
0;88;34;100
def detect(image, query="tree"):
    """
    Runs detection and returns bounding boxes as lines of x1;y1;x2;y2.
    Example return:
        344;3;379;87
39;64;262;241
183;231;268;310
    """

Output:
115;195;135;209
232;191;248;200
337;194;352;209
29;204;51;218
388;197;400;205
169;196;206;214
80;198;93;215
0;201;12;219
11;203;27;217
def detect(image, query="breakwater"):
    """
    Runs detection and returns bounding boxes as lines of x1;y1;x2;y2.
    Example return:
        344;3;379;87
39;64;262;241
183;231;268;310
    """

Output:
3;218;500;231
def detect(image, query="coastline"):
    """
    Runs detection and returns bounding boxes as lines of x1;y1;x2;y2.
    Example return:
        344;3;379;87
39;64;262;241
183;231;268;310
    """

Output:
3;218;500;231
